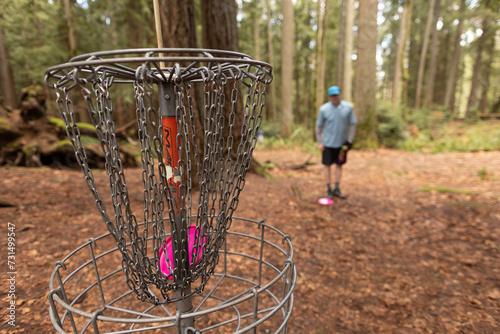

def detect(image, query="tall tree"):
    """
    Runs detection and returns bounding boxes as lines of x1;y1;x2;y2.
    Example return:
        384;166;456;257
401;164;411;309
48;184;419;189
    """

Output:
63;0;77;55
108;0;119;49
343;0;355;102
0;9;17;110
434;24;452;104
337;0;345;87
465;0;492;118
295;0;315;126
280;0;294;137
414;0;435;109
302;47;312;126
379;2;399;101
478;7;497;114
161;0;198;48
424;0;441;108
392;0;412;108
400;1;413;108
354;0;378;146
264;0;277;122
444;0;466;111
253;0;261;60
315;0;329;113
202;0;238;51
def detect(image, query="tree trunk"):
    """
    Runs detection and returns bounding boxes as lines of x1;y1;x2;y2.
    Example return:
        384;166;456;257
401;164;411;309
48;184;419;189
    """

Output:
444;0;465;111
354;0;378;147
280;0;294;138
466;1;491;118
401;1;413;110
301;1;312;127
303;52;311;126
0;16;17;110
337;0;345;87
294;47;301;123
161;0;198;48
392;1;412;109
63;0;89;122
108;0;119;48
343;0;355;102
202;0;251;158
415;0;436;109
434;27;451;105
107;0;125;126
315;0;329;113
478;18;496;114
264;0;277;123
202;0;238;51
424;0;441;108
63;0;76;55
253;1;261;60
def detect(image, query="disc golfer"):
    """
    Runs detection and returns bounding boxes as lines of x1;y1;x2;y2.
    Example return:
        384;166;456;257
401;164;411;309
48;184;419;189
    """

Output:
315;85;357;199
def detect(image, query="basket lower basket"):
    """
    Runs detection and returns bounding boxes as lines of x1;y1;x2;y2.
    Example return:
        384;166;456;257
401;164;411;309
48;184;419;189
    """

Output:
48;217;296;334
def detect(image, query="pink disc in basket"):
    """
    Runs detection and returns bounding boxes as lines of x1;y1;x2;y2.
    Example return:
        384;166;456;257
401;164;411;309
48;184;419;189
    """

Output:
159;225;205;278
318;197;333;206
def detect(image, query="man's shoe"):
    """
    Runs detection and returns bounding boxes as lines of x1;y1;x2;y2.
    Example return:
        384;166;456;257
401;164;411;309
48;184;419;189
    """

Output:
333;188;346;199
327;188;334;199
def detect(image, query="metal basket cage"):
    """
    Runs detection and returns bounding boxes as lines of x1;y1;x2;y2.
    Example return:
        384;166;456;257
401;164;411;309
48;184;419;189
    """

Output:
45;49;274;304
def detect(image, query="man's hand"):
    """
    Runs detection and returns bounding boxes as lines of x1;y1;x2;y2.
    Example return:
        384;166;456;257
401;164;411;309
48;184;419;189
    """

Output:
318;143;325;152
343;141;352;150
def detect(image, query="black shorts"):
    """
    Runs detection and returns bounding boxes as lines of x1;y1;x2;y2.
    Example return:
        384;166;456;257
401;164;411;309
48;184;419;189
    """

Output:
322;146;347;166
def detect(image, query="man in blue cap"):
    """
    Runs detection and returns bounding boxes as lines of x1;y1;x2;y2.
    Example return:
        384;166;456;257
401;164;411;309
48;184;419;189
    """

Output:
316;85;357;199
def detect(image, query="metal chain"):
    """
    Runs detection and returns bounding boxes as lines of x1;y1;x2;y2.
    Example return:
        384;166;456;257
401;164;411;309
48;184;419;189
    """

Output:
49;57;271;304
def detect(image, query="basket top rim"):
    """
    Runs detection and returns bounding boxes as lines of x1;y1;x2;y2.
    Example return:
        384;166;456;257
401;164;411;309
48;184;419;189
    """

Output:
45;48;273;88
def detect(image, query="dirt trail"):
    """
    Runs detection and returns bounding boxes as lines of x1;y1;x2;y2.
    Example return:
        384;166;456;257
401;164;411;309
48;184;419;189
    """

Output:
1;148;499;333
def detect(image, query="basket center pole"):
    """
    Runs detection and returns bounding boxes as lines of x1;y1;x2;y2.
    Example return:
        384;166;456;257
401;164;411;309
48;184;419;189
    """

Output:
159;82;194;331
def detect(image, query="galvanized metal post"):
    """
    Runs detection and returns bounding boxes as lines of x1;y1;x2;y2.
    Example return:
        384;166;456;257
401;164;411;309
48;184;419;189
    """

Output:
159;82;194;332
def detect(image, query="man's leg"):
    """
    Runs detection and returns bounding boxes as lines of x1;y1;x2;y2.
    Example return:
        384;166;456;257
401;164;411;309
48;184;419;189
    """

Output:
333;164;346;199
324;164;332;193
334;164;342;185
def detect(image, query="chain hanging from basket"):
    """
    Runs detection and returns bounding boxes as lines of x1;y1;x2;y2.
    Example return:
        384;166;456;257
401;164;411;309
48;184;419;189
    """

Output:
46;49;272;304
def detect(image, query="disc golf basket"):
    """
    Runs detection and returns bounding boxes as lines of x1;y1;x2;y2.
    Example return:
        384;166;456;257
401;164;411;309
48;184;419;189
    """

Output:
45;49;296;333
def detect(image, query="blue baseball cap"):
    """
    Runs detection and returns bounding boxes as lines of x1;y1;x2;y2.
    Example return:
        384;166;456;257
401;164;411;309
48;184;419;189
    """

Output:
328;86;341;96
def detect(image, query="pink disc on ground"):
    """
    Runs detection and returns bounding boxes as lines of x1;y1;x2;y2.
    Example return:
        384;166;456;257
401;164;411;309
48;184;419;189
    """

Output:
158;225;205;279
318;197;333;206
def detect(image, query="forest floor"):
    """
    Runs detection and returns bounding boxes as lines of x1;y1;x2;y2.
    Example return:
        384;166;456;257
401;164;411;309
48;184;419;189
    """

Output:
1;147;499;333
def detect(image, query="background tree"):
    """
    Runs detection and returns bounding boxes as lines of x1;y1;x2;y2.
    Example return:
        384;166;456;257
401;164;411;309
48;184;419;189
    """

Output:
444;0;466;111
379;2;399;101
354;0;378;146
466;0;493;118
342;0;355;102
392;0;412;109
0;8;17;110
337;0;345;88
280;0;294;137
161;0;198;48
63;0;77;56
478;18;497;114
424;0;441;108
314;0;329;114
264;0;277;122
414;0;435;109
202;0;238;51
293;0;314;125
